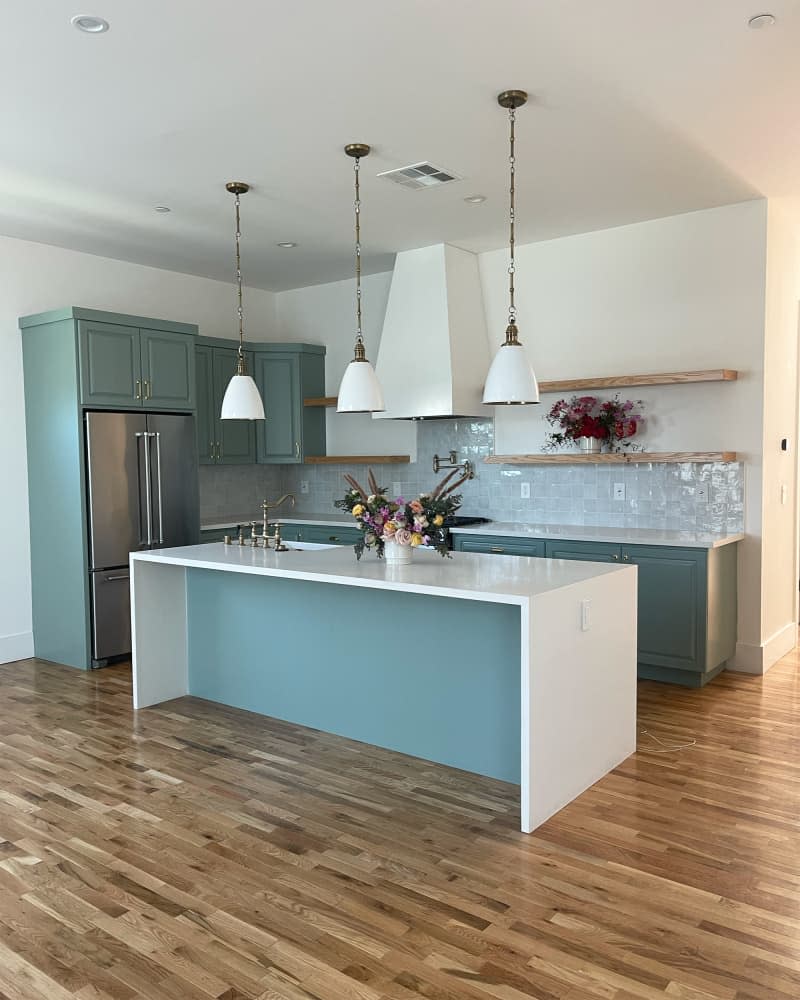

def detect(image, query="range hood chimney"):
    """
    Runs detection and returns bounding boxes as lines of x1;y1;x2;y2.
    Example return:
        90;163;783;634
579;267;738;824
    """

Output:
373;243;492;420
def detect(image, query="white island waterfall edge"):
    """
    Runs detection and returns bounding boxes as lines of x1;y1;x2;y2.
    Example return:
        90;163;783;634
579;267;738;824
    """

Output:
131;543;638;833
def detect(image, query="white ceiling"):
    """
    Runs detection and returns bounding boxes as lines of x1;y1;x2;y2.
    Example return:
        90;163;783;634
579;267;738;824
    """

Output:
1;0;798;290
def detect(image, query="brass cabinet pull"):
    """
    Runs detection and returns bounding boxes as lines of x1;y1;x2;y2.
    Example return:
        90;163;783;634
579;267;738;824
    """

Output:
612;554;619;561
622;553;630;561
218;441;222;461
135;379;142;399
295;441;300;459
328;535;340;542
144;379;151;399
209;441;215;460
490;546;506;554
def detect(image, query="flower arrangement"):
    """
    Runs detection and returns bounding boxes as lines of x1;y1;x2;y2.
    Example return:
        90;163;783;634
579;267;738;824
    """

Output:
335;468;469;559
544;394;644;452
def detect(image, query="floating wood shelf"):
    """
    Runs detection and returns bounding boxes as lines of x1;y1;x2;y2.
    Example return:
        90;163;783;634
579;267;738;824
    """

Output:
305;371;739;410
485;452;738;465
538;370;738;393
304;396;339;407
305;455;411;465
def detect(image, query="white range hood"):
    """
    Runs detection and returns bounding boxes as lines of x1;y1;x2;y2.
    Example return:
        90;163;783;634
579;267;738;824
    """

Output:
373;243;491;420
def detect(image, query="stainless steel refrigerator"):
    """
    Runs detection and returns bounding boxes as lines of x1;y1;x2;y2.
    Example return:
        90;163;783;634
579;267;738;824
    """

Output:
85;411;199;666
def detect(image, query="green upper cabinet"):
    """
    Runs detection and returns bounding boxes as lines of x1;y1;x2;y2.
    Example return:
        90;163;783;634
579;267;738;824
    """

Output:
79;320;142;407
254;345;326;465
70;310;197;409
213;349;256;464
140;328;195;409
195;338;325;465
195;346;215;464
195;343;256;464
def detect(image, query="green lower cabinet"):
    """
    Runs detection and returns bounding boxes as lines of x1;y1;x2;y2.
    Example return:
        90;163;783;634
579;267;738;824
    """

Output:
545;540;621;563
277;524;303;542
453;534;546;558
301;524;362;546
457;532;738;687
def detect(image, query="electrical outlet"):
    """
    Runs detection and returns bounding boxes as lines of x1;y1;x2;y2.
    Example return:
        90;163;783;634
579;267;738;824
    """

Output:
300;480;309;495
696;486;709;504
581;598;591;632
613;482;625;501
520;482;531;499
392;482;402;498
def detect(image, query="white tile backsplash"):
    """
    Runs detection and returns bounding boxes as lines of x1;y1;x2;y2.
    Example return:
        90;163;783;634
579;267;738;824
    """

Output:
200;419;744;533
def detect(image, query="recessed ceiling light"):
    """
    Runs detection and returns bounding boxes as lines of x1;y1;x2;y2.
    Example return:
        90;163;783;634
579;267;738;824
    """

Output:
154;205;171;214
748;13;776;28
277;242;297;248
70;14;109;33
464;195;486;204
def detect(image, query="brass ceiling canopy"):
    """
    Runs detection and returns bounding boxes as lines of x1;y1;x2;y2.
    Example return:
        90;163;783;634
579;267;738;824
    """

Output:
497;89;528;110
225;181;250;196
344;143;371;159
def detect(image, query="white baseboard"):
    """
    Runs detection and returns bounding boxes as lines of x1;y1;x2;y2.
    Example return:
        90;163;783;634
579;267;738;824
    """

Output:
0;631;34;664
731;622;797;674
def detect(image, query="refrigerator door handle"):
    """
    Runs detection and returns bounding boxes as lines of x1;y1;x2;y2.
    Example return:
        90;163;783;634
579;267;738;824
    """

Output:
154;431;164;545
136;431;153;546
104;573;130;582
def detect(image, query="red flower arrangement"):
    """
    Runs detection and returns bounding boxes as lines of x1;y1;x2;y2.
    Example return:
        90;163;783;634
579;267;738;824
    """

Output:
544;394;643;452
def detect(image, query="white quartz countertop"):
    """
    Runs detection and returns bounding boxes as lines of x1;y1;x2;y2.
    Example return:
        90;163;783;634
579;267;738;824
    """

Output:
448;521;743;549
133;541;631;605
201;511;353;531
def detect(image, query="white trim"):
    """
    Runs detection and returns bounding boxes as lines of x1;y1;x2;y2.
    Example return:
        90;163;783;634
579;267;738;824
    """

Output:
0;631;34;664
731;621;797;674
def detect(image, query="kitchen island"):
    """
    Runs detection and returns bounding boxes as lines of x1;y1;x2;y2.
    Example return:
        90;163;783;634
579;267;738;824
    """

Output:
131;543;637;833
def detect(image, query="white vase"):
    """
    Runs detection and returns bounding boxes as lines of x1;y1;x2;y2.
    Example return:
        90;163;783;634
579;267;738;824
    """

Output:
576;436;603;455
384;538;412;564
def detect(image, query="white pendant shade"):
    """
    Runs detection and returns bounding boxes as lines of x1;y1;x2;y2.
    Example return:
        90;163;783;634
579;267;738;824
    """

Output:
483;343;540;405
221;373;266;420
337;359;385;413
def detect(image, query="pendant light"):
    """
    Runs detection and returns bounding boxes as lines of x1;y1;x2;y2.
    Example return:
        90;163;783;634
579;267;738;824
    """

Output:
220;181;266;420
337;144;385;413
483;90;540;405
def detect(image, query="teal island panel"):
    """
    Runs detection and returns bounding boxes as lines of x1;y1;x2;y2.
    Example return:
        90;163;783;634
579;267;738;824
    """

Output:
186;569;521;783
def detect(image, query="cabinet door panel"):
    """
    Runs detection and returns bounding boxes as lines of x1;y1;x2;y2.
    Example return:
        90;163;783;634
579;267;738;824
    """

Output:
195;346;215;465
624;545;705;672
545;540;621;563
79;321;142;406
141;329;194;409
212;349;256;464
255;353;301;463
454;535;545;557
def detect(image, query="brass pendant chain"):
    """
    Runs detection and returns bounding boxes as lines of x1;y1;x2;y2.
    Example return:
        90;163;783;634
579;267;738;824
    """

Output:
353;154;365;360
234;190;245;366
508;104;516;329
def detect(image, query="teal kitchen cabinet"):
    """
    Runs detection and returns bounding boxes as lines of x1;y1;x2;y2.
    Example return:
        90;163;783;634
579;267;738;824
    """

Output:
301;523;362;546
545;540;621;563
195;343;256;465
75;311;196;409
254;345;326;464
621;543;737;687
453;534;546;558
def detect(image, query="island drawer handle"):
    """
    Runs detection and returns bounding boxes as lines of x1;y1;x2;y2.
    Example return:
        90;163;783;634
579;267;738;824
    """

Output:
328;535;340;542
490;546;506;554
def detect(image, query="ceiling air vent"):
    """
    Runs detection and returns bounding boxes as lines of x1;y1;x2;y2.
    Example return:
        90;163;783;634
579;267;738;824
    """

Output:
378;162;461;191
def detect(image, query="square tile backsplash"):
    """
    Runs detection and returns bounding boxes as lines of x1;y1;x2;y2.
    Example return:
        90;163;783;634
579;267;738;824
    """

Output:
201;419;744;534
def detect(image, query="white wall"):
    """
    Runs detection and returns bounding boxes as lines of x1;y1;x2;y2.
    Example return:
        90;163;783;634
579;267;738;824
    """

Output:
275;271;417;459
0;235;275;662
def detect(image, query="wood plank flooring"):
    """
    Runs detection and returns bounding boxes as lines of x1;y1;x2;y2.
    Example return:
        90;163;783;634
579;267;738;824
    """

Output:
0;649;799;999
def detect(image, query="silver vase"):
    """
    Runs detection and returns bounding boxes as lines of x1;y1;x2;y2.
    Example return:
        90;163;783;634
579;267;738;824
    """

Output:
576;436;602;455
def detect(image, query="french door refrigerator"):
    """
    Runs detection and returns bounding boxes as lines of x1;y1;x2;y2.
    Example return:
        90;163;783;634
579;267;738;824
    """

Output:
85;411;199;666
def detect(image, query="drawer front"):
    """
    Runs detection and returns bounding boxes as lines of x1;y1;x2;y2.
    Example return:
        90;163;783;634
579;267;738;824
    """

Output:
301;524;362;546
544;540;622;563
453;535;546;558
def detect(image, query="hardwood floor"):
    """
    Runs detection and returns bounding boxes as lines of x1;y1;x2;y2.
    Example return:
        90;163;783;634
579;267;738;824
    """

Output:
0;651;799;1000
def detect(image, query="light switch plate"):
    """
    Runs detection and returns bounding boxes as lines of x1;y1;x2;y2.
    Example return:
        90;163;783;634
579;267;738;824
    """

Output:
696;486;709;504
300;480;309;494
581;598;591;631
613;483;625;501
520;482;531;499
